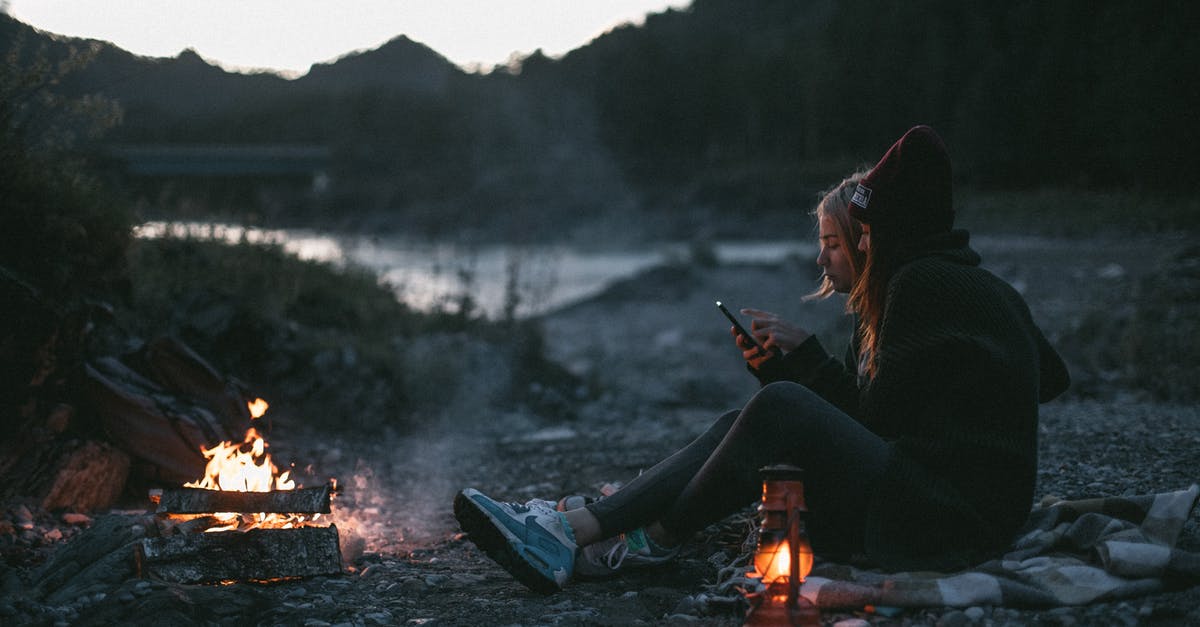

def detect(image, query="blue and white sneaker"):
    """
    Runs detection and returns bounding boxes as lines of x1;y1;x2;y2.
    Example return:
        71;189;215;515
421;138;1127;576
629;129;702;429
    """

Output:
454;488;577;594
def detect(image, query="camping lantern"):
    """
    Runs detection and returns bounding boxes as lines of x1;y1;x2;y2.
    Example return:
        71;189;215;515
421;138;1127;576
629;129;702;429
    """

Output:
744;465;818;626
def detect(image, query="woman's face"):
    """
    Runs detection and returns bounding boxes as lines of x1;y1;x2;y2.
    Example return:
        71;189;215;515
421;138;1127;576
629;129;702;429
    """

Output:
816;215;855;293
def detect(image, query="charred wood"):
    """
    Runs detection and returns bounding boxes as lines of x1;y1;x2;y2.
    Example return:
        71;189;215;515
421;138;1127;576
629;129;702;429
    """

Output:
136;525;343;583
152;484;333;514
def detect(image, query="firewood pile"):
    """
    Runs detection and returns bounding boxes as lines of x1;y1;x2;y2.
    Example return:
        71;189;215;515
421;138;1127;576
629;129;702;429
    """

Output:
139;484;341;584
2;330;253;514
0;278;352;592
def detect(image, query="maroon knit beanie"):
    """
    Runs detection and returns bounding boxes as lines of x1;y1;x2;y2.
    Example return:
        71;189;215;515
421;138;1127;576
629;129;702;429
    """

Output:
848;125;954;238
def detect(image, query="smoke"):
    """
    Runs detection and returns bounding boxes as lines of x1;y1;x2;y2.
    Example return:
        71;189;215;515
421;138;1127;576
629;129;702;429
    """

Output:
321;409;500;556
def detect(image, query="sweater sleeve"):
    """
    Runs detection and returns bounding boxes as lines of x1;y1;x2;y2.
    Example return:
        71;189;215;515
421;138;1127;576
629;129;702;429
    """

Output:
747;335;861;415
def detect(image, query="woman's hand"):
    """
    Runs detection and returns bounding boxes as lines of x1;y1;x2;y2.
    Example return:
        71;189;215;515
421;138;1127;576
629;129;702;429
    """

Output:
740;308;812;359
733;327;776;369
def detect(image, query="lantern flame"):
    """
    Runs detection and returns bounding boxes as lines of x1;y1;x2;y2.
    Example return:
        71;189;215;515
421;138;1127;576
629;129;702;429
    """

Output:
754;539;814;585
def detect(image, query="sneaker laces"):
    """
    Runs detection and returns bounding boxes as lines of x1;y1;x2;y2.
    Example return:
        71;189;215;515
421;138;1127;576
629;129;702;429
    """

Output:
597;535;631;571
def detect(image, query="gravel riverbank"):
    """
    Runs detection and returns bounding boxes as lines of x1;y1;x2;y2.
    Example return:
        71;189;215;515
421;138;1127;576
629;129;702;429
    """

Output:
2;233;1197;625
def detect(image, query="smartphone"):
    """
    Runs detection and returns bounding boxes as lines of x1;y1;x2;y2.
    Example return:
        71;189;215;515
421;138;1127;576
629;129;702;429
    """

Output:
716;301;766;351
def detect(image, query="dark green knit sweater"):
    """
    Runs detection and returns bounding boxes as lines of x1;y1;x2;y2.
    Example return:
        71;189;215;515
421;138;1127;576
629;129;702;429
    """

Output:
753;229;1070;571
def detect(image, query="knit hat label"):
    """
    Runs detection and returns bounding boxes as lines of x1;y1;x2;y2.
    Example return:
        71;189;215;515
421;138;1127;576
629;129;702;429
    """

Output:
851;183;872;209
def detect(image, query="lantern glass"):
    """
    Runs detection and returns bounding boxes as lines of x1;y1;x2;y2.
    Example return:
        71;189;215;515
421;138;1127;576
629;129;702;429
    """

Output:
753;531;790;584
753;465;813;584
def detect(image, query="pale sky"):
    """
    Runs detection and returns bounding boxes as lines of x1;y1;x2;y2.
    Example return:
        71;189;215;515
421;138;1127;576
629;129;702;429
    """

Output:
7;0;692;76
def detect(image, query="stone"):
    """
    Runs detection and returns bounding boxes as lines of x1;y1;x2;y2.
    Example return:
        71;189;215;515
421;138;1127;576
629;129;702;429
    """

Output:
936;610;969;627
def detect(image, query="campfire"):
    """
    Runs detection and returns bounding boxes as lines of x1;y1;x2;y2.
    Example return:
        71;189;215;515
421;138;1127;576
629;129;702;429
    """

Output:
135;399;343;584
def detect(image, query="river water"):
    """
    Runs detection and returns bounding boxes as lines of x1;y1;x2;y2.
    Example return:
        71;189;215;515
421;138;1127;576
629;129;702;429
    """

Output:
134;221;814;319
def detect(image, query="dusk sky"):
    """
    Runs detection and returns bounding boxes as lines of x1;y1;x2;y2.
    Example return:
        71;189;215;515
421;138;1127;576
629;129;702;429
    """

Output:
7;0;691;76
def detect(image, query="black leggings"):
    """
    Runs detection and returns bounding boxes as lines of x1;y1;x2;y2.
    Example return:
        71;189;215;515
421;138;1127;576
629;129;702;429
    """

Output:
585;381;890;555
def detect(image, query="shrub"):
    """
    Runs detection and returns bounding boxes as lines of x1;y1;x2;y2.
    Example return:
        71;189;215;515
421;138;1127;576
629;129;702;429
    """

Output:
119;236;579;432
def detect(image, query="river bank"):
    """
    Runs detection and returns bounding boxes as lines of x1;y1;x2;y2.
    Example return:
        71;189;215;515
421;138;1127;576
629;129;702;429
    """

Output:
2;231;1198;625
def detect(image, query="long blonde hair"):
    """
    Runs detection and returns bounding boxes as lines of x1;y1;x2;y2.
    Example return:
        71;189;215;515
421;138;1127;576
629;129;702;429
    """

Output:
847;217;908;379
804;170;868;302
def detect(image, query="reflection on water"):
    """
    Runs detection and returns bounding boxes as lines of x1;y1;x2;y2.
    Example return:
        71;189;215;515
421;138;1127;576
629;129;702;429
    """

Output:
133;222;344;263
135;221;813;319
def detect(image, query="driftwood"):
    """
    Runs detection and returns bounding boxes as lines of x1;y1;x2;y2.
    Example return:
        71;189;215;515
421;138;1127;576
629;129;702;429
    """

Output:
126;336;251;436
34;514;150;605
39;440;131;512
153;484;333;514
83;354;234;484
136;525;343;583
0;436;131;513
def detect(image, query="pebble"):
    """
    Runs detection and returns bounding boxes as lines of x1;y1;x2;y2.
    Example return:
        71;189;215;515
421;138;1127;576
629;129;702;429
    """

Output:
964;606;986;621
671;595;704;615
936;609;969;627
423;574;449;586
363;611;394;625
400;577;427;594
1046;607;1077;626
61;513;91;525
543;609;600;622
832;619;870;627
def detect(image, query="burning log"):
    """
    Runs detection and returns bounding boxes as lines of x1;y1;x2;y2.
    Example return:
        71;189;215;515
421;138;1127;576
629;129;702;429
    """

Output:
134;395;344;583
136;525;343;584
153;484;333;515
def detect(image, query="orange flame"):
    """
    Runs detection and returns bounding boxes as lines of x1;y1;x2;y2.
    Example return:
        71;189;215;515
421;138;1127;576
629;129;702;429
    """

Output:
184;427;294;492
754;539;814;584
183;399;313;531
247;397;269;419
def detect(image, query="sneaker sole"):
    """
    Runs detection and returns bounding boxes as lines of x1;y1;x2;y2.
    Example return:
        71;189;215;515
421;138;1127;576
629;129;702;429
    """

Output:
453;490;564;594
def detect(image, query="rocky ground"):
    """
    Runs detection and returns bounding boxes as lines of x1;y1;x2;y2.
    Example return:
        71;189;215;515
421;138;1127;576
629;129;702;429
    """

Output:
2;233;1199;626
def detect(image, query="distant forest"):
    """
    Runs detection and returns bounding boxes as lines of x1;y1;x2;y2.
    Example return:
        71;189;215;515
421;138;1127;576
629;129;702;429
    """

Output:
2;0;1197;236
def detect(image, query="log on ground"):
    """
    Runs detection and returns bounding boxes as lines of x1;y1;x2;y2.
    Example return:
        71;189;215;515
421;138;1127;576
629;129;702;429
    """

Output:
136;525;342;583
154;484;333;514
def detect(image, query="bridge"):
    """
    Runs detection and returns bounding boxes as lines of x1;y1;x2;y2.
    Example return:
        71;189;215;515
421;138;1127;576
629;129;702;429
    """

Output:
103;144;332;189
